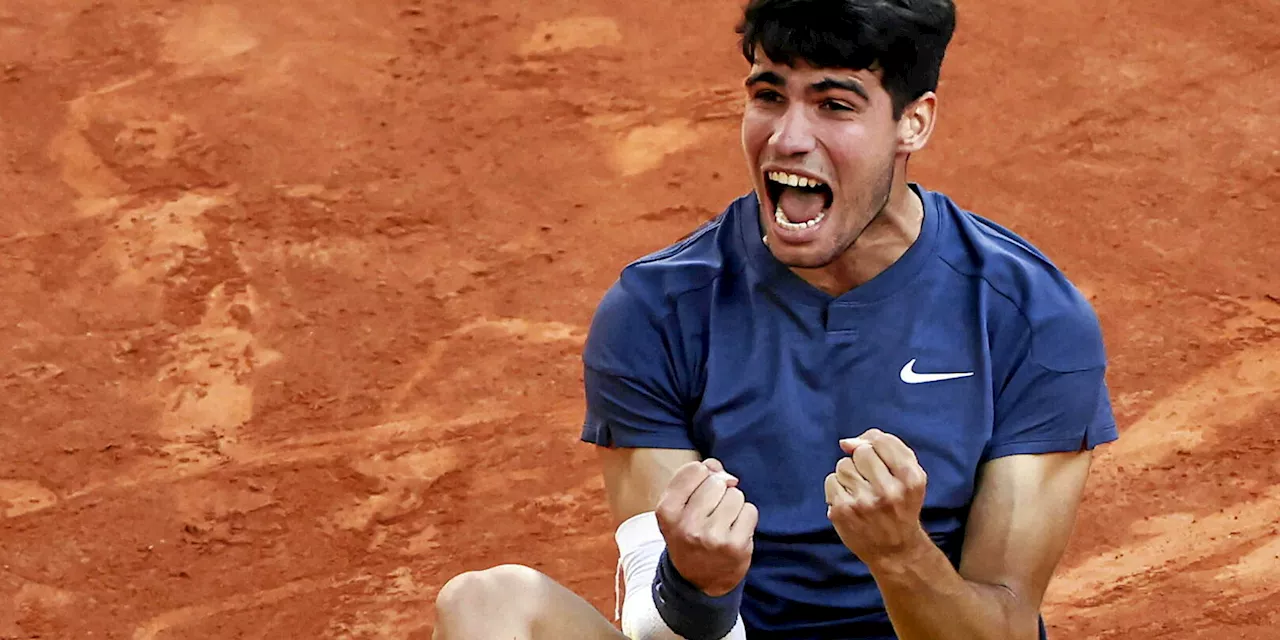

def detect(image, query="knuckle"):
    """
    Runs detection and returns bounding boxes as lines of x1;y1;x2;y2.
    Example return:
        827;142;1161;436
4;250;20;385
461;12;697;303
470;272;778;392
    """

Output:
667;516;694;537
824;473;840;495
680;460;711;476
882;486;905;504
726;487;746;505
709;535;733;552
855;496;881;512
678;461;709;482
899;468;922;490
655;512;671;530
655;504;678;526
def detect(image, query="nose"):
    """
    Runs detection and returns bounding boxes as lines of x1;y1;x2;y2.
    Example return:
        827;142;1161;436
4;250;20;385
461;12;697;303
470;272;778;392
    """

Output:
770;104;816;156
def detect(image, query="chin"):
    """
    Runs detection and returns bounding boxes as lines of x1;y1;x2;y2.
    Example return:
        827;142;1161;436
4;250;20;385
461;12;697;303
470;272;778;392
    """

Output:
766;243;840;269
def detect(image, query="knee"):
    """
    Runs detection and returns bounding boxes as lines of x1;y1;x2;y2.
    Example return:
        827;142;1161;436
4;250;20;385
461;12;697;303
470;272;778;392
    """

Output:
436;564;549;622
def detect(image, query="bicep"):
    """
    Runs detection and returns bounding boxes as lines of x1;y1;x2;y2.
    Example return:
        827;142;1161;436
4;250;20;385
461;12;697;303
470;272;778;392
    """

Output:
598;446;702;522
958;450;1095;612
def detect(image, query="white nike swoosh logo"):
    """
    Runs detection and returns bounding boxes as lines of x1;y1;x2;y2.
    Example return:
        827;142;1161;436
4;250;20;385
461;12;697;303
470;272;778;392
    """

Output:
899;359;975;384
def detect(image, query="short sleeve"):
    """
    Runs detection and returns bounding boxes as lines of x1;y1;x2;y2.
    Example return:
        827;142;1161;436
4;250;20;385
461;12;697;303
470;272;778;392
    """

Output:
985;299;1119;461
580;281;696;450
986;364;1118;461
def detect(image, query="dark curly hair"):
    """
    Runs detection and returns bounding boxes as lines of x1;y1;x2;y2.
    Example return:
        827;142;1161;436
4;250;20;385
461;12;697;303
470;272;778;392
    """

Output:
737;0;957;118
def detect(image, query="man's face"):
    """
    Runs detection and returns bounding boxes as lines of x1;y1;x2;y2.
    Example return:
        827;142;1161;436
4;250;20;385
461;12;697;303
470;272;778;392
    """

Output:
741;56;903;269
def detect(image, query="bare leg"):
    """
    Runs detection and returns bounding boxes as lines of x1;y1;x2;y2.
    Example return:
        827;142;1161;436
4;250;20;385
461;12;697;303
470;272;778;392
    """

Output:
434;564;626;640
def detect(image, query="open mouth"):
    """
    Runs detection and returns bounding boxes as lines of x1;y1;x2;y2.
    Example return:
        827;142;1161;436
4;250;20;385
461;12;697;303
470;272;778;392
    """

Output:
765;171;833;232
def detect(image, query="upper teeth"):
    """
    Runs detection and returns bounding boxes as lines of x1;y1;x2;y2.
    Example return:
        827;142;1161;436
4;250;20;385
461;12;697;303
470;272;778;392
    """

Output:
768;171;824;189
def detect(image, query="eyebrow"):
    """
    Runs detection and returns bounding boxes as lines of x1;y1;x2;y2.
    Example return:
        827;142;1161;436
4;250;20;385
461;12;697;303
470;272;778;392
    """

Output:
744;70;786;88
812;77;870;103
745;71;871;103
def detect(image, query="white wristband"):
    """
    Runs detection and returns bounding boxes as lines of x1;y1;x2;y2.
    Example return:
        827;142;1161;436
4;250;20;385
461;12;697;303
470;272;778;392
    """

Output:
613;512;746;640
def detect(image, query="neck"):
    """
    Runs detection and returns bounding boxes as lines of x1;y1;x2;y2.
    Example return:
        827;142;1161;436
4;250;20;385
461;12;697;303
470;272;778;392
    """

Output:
791;179;925;297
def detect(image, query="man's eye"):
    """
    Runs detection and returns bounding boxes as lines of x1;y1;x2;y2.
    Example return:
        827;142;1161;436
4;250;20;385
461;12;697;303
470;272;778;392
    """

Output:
753;90;783;103
822;100;854;112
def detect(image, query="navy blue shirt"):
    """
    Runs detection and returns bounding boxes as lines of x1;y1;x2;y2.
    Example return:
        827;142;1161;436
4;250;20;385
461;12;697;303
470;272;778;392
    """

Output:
581;185;1118;639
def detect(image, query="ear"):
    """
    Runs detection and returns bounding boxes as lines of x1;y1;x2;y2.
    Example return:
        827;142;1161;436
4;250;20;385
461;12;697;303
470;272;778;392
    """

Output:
897;92;937;154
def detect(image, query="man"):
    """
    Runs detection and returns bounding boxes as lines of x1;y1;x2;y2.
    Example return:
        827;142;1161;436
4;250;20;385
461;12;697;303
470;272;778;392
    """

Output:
434;0;1118;638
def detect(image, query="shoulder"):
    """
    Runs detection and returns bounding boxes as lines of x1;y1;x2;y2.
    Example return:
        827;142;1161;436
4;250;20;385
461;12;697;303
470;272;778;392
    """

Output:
925;188;1106;373
586;196;751;360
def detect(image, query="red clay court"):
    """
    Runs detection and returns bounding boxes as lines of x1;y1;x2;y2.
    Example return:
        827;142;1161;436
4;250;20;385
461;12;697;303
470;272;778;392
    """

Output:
0;0;1277;637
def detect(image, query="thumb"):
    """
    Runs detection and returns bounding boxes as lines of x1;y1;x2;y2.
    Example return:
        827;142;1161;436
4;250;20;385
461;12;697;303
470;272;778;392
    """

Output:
839;438;870;455
702;458;739;487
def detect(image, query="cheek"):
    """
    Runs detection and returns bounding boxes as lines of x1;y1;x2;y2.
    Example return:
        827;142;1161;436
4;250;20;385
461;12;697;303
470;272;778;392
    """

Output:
740;111;772;155
826;125;892;175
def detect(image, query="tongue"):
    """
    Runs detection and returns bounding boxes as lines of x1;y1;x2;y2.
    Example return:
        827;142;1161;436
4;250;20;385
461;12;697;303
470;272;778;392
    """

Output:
777;187;826;223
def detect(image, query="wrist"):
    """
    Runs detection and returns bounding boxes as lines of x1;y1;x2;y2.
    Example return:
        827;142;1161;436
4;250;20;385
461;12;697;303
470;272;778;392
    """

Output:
864;526;938;578
653;549;744;640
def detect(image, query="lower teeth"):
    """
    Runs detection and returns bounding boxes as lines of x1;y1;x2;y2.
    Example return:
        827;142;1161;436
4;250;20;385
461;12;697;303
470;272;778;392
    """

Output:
775;205;824;231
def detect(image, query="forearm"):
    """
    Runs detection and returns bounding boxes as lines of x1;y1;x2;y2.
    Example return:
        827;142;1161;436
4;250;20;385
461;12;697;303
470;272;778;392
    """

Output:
867;530;1038;640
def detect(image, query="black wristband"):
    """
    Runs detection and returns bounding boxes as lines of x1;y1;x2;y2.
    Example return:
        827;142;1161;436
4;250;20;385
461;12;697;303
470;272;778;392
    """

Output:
652;549;745;640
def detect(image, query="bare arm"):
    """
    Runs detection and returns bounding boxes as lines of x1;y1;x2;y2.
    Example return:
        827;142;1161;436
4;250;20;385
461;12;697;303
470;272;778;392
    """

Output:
604;445;755;640
869;450;1094;640
597;446;702;522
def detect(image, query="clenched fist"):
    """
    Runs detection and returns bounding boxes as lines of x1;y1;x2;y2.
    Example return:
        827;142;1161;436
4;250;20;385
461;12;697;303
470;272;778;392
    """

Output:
655;458;759;597
825;429;931;565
